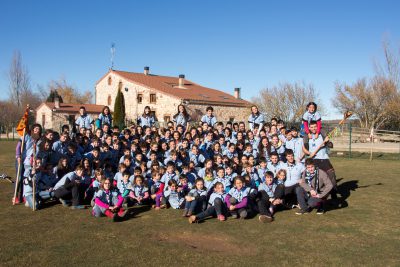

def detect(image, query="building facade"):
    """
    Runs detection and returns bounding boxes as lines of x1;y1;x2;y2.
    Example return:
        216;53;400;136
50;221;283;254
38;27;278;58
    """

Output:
95;68;252;125
35;101;103;132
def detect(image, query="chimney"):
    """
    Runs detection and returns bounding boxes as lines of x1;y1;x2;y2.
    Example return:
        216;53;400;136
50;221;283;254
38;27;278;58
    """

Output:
144;66;150;75
54;96;60;109
179;74;185;88
234;88;241;99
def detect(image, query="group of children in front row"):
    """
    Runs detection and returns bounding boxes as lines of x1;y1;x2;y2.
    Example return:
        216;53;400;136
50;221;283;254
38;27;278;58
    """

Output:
24;149;332;223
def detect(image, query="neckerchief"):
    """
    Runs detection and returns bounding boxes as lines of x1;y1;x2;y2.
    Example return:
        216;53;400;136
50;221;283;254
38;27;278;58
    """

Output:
305;169;319;190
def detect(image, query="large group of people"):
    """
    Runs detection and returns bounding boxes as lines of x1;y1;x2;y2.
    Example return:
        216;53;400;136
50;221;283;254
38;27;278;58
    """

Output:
13;102;338;223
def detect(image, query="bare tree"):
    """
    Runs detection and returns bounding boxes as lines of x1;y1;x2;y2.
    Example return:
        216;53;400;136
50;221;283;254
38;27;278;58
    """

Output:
252;82;322;123
333;39;400;130
374;38;400;88
0;100;20;137
7;51;31;108
40;78;93;104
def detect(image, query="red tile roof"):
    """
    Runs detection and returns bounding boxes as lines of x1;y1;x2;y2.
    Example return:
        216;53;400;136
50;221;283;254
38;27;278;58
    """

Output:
99;70;252;107
40;102;104;114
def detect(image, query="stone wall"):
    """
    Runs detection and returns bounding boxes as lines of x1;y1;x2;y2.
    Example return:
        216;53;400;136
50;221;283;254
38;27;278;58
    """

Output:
186;103;250;124
36;104;100;132
96;72;181;123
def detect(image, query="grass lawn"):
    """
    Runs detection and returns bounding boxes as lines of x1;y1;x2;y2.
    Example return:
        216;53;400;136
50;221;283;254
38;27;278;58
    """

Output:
0;140;399;266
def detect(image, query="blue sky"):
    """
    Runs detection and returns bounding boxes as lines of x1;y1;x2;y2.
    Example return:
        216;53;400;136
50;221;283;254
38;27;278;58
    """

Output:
0;0;399;119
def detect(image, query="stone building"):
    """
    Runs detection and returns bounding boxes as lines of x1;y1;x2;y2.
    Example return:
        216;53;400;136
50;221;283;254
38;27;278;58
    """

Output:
35;100;104;132
95;67;252;125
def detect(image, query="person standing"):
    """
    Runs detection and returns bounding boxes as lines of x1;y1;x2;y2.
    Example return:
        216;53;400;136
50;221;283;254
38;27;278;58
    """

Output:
75;106;94;132
173;104;191;132
200;106;217;128
97;106;113;128
137;106;156;128
248;105;265;131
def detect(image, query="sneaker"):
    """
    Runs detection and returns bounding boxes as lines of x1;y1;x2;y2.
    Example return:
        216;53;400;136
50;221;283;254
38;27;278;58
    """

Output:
160;204;167;209
231;213;238;219
295;209;309;215
188;215;197;224
59;199;71;207
155;207;160;210
12;197;21;205
114;210;128;222
217;215;226;221
70;205;85;210
258;215;273;223
316;207;325;215
292;204;300;209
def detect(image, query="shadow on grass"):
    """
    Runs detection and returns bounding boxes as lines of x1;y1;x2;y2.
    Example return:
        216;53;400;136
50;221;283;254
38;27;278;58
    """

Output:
128;205;152;218
328;179;383;211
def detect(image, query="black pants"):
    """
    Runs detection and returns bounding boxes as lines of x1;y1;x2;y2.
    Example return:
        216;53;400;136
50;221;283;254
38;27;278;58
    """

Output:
247;190;258;215
196;198;227;220
275;184;299;205
256;191;274;216
53;180;80;206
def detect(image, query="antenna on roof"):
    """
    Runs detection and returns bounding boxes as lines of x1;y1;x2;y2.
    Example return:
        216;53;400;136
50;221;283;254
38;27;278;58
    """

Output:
110;43;116;70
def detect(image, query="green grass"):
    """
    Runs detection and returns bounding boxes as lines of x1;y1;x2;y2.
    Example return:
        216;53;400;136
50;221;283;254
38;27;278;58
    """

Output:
0;141;399;266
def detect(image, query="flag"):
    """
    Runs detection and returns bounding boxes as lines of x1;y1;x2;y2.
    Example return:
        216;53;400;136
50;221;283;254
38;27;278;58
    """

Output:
16;106;29;137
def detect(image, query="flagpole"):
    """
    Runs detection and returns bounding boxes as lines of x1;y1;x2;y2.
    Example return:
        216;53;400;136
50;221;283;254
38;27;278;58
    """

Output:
32;143;37;211
13;128;26;205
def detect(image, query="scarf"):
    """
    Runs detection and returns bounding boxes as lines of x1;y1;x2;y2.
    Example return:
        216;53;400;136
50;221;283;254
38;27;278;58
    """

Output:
305;169;319;190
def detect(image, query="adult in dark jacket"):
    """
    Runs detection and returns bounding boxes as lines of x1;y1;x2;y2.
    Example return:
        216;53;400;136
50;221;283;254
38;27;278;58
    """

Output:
295;158;333;215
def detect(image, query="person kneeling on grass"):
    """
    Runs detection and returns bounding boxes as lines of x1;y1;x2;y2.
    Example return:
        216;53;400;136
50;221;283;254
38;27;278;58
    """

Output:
182;178;207;217
295;158;333;215
225;176;248;219
52;165;86;209
189;182;227;223
128;175;150;206
257;171;284;223
163;180;185;209
92;178;128;222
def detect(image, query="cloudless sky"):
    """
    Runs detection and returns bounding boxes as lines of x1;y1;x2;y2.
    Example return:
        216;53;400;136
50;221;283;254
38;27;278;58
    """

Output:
0;0;399;119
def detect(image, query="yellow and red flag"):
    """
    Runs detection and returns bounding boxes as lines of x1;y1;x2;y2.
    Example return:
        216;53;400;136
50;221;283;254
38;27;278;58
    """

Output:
16;105;30;137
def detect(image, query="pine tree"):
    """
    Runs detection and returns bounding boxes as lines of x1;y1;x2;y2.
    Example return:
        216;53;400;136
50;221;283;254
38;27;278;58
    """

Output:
46;90;64;103
113;89;126;129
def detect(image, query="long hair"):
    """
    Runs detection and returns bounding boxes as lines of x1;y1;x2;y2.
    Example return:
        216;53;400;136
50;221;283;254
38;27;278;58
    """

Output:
102;106;110;115
173;104;190;120
257;136;271;156
142;106;151;117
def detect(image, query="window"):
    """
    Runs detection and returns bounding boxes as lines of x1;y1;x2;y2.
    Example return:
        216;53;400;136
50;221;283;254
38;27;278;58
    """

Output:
150;93;156;103
164;115;170;122
137;94;143;104
229;117;235;122
108;76;112;86
118;81;123;91
42;114;46;128
107;95;112;106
